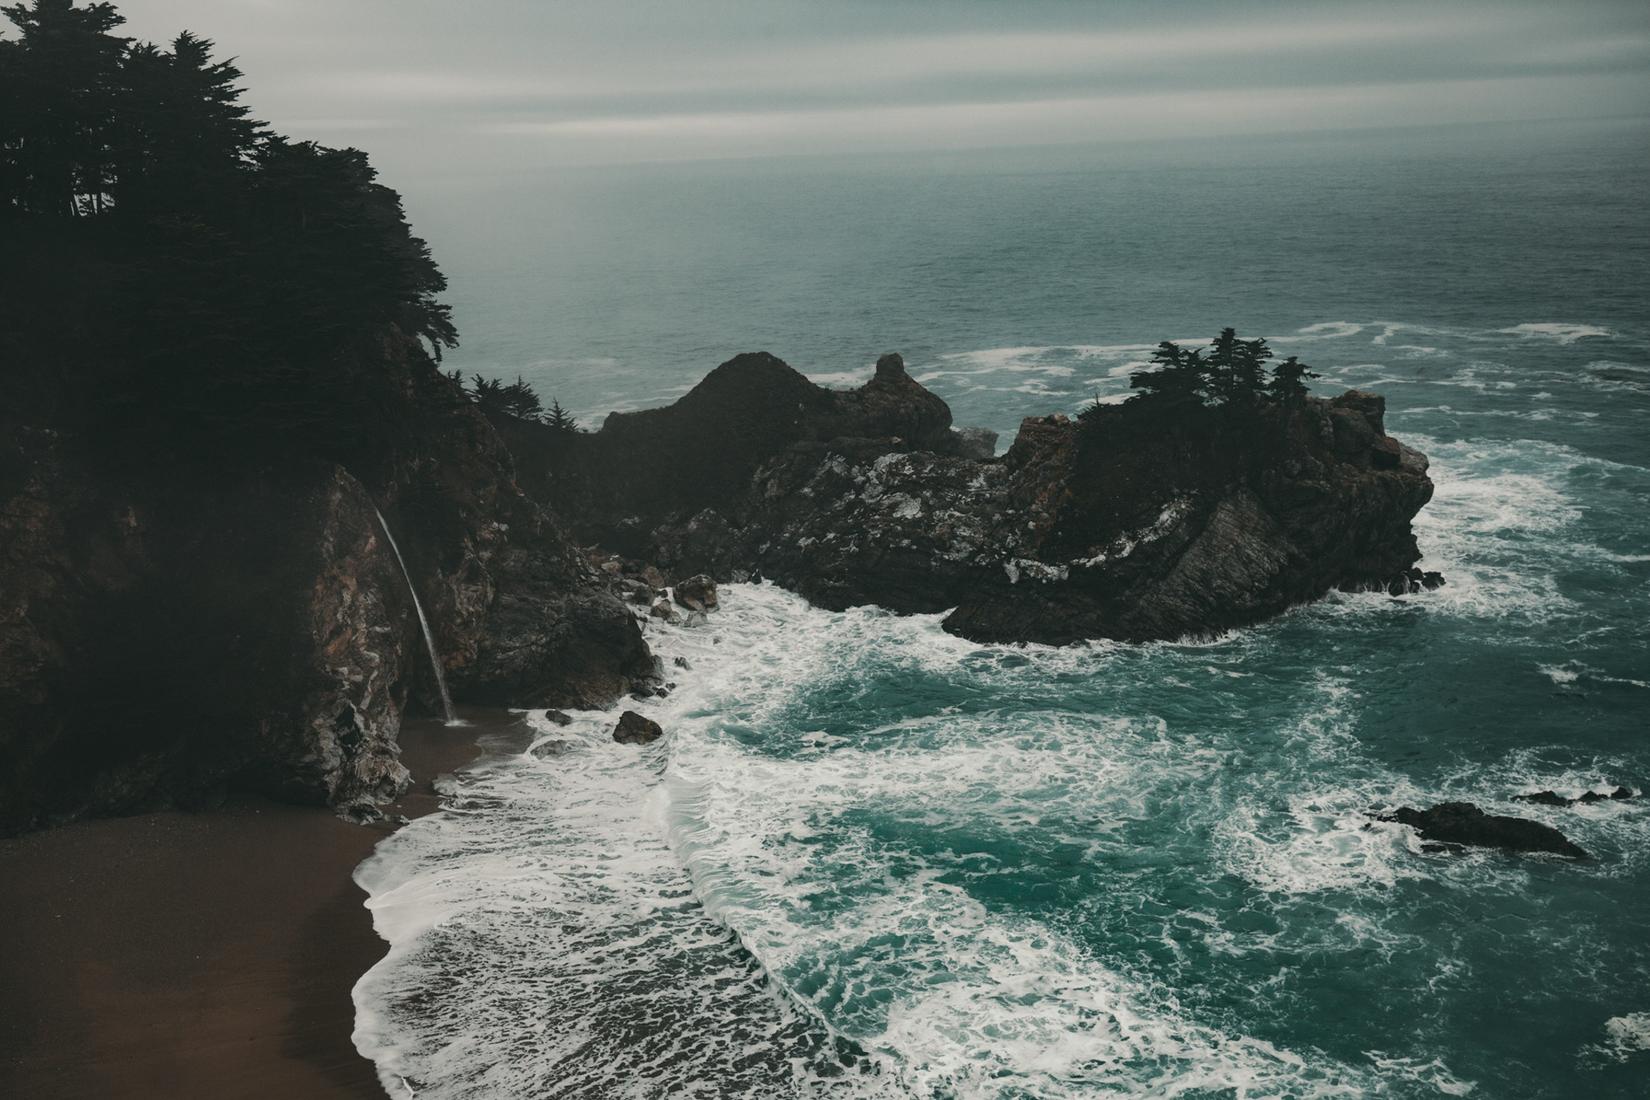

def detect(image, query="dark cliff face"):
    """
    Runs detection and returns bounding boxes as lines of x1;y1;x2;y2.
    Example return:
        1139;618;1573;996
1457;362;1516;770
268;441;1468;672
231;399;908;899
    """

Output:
509;352;1435;647
0;441;414;830
503;351;956;553
0;334;653;834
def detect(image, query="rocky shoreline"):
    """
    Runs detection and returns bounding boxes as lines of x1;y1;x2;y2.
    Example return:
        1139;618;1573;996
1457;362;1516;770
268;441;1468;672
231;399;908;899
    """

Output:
4;341;1440;831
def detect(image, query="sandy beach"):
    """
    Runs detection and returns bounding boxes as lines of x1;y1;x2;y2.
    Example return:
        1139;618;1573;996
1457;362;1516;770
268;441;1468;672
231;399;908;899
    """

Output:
0;714;501;1100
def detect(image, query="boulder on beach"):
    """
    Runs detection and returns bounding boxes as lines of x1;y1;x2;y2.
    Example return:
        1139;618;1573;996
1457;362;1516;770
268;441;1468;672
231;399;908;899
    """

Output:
612;710;663;745
1380;801;1588;859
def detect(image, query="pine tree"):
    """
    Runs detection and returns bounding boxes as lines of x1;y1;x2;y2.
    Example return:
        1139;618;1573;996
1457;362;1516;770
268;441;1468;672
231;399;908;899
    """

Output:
109;31;262;211
1230;335;1273;404
502;375;543;420
0;0;129;215
1267;355;1320;403
1203;327;1240;404
546;398;579;433
1127;341;1207;406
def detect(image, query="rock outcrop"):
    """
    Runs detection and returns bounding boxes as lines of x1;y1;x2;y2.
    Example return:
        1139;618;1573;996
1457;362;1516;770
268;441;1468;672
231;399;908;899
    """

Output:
1380;802;1589;859
0;336;654;833
516;351;1436;645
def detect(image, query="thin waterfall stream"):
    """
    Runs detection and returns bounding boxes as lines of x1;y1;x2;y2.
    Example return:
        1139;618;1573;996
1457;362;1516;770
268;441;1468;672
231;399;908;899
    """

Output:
372;505;457;725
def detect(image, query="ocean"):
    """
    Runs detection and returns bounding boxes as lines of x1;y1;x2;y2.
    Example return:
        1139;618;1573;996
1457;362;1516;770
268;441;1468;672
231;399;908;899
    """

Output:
353;117;1649;1098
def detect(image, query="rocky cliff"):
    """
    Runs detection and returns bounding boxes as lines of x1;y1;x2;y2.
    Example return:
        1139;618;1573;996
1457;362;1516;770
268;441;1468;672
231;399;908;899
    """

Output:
0;333;653;834
520;351;1436;646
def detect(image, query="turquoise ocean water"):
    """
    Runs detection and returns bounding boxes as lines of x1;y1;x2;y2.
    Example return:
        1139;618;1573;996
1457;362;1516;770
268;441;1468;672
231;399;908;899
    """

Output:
353;118;1649;1098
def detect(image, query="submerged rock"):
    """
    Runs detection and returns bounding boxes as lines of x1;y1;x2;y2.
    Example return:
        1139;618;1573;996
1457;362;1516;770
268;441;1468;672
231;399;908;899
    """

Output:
528;738;577;758
1515;786;1634;808
1381;802;1589;859
612;710;663;745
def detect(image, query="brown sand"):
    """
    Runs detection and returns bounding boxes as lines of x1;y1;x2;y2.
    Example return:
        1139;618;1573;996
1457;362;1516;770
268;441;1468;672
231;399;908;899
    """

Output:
0;712;514;1100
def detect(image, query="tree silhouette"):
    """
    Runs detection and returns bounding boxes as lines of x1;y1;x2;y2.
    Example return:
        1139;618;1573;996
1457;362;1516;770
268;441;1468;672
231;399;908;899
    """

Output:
1267;355;1320;403
1119;331;1318;419
1128;341;1207;406
2;0;463;467
109;31;261;212
0;0;128;215
546;399;579;433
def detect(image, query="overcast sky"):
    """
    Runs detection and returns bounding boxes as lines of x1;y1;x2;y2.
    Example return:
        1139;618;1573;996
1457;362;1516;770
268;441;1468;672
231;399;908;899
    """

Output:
89;1;1650;176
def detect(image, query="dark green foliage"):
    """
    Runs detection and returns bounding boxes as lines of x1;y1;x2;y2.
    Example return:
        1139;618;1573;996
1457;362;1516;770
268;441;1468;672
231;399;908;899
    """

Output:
1;0;460;469
546;398;580;433
1128;341;1208;406
0;0;128;215
468;374;551;423
1124;330;1317;415
1267;355;1320;403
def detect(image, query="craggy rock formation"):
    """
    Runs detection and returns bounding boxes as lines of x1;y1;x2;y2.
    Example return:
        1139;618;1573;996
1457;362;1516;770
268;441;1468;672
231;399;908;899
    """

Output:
498;351;962;555
0;338;653;833
1381;802;1589;859
519;351;1437;645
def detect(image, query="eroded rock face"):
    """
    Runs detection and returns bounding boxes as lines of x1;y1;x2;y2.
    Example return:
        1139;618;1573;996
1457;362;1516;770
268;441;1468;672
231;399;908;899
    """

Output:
0;449;415;830
513;352;1436;646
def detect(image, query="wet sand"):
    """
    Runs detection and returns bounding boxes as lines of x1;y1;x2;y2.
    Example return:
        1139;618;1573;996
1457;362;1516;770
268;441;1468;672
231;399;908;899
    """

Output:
0;713;511;1099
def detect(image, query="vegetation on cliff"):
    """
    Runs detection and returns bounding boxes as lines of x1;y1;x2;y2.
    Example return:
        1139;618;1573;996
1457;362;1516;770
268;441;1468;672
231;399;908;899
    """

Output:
0;1;655;833
1;0;457;470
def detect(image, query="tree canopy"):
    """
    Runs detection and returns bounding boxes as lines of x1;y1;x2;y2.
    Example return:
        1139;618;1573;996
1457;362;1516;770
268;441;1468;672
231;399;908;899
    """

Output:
1124;330;1318;411
1;0;460;466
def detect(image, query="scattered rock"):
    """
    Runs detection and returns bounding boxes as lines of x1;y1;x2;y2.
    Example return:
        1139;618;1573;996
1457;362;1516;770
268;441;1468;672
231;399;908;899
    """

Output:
542;709;573;726
340;802;385;825
674;574;718;612
613;710;663;745
673;656;691;670
649;599;678;622
1515;786;1634;808
1379;801;1588;859
528;738;577;758
1387;566;1448;596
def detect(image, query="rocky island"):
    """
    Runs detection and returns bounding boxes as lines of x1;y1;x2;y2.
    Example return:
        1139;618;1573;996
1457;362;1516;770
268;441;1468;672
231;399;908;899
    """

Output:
510;346;1437;647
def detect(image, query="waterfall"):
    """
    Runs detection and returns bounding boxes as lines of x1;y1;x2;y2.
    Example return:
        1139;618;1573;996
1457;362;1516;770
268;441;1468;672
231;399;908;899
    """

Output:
372;505;457;725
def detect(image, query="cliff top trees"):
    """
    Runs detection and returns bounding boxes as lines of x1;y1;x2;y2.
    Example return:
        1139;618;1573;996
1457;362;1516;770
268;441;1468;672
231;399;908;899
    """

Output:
1126;330;1317;414
2;0;459;464
0;0;127;215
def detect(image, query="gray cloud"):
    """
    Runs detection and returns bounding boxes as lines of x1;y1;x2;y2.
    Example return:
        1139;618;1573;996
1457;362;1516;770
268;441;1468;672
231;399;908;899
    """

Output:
73;1;1650;176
